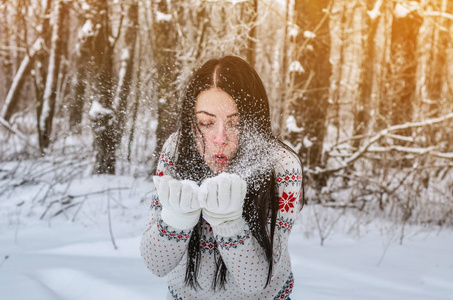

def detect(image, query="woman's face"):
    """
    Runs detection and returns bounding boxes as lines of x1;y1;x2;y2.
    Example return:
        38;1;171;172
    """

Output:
194;88;240;174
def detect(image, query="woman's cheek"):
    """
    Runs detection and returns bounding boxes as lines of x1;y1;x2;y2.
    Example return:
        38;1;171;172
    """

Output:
195;129;215;155
230;132;239;152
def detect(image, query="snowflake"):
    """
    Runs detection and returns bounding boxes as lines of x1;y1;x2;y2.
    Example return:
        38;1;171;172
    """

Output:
279;192;296;212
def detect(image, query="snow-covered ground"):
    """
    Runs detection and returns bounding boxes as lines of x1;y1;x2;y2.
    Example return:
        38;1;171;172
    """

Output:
1;173;452;300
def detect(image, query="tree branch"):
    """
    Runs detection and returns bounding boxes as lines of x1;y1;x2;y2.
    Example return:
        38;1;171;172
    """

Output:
110;3;124;49
316;112;453;174
423;11;453;22
0;117;40;151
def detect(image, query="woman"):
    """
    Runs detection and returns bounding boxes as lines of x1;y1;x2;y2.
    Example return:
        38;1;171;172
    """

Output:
141;56;304;299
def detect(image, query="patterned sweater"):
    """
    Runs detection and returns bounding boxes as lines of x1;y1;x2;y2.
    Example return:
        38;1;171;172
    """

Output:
141;134;303;300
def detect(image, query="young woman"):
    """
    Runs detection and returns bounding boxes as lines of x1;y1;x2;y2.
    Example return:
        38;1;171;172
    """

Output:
141;56;304;299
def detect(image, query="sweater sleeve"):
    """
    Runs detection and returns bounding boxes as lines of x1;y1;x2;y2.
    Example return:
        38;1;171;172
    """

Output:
140;133;193;277
211;148;303;293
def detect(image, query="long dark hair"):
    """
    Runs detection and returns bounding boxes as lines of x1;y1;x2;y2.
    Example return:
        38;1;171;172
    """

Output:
173;56;304;290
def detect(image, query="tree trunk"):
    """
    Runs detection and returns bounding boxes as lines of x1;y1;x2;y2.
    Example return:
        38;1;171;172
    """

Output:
69;8;93;133
426;0;452;149
11;1;24;74
381;2;422;129
277;0;291;136
35;0;53;127
149;0;179;175
40;0;66;150
89;0;116;174
246;0;258;68
113;1;138;145
128;36;142;163
194;6;208;61
1;38;43;121
329;0;347;146
2;42;13;98
353;0;383;148
292;0;332;172
426;0;449;117
1;0;52;123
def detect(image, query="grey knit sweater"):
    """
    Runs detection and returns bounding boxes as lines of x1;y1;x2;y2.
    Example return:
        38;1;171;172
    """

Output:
141;134;303;300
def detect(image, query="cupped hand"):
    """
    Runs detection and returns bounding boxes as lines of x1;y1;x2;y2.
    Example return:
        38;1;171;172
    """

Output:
198;173;247;226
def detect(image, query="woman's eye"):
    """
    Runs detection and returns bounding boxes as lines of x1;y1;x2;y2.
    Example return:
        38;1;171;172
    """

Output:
199;122;214;127
227;121;240;129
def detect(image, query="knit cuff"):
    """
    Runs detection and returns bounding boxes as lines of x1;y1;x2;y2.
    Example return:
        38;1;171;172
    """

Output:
157;215;192;242
211;217;248;238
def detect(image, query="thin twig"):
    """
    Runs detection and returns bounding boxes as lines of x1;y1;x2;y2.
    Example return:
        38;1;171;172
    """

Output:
0;117;40;151
317;112;453;175
0;255;9;269
328;112;453;152
71;196;87;222
107;190;118;250
40;187;129;219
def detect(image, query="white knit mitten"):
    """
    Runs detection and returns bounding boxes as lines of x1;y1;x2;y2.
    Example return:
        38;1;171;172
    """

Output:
198;173;247;227
153;175;201;230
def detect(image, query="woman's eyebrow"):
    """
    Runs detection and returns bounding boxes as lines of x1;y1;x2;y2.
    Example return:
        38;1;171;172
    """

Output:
195;111;239;118
195;111;216;117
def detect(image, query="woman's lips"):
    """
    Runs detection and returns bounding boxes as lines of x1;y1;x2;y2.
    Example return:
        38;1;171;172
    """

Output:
213;154;228;163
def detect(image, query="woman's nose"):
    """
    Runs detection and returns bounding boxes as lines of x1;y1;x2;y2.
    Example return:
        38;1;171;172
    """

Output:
214;123;228;145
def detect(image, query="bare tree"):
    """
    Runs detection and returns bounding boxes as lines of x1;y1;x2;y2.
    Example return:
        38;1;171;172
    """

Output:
68;3;93;132
1;0;48;122
425;0;451;117
354;0;384;149
40;0;67;150
34;0;53;128
276;0;291;135
149;0;179;175
292;0;332;175
1;2;14;96
89;0;116;174
127;36;142;163
328;0;348;147
113;0;138;145
380;2;422;130
246;0;258;68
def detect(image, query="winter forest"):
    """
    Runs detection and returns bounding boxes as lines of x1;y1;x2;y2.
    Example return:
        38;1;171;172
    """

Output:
1;0;453;299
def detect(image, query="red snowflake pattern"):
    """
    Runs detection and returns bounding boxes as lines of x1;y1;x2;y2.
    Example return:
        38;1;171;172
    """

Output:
279;192;296;212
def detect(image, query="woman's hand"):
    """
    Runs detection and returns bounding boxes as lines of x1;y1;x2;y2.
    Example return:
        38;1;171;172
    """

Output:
153;175;201;230
199;173;247;227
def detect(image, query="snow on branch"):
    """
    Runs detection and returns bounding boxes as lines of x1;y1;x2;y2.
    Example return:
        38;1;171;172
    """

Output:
394;0;453;22
303;31;316;39
386;133;414;143
368;146;453;160
289;61;305;74
368;145;434;155
423;11;453;22
1;38;44;121
112;48;130;112
394;1;419;18
155;11;171;22
288;25;299;39
80;19;94;38
316;112;453;175
0;117;40;151
331;146;453;160
330;112;453;152
286;115;304;133
89;100;113;120
367;0;383;20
